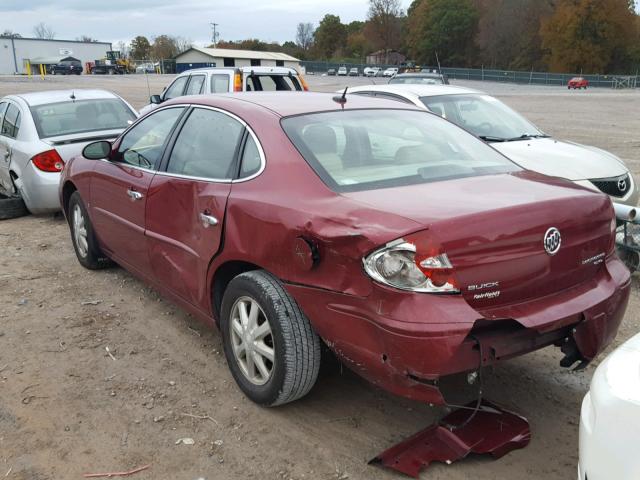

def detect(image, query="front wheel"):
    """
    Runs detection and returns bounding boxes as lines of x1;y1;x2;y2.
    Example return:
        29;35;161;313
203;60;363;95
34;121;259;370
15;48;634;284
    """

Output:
68;191;113;270
220;270;321;406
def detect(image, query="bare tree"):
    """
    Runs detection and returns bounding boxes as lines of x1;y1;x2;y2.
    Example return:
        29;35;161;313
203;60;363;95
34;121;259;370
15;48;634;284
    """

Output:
296;22;314;50
173;36;193;54
367;0;402;62
76;35;98;43
33;22;55;40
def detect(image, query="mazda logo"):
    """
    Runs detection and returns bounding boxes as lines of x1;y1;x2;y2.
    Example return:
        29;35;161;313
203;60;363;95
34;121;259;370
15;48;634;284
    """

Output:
618;178;627;192
543;227;561;255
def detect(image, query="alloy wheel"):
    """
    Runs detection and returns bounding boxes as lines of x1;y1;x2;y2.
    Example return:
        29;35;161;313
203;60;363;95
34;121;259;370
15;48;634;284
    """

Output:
72;204;88;258
229;296;275;385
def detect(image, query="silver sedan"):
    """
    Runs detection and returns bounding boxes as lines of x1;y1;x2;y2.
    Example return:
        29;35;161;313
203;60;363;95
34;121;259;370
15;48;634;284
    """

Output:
0;89;137;216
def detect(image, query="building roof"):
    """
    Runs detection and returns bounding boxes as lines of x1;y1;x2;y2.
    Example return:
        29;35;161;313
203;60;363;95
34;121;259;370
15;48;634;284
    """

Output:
0;36;111;46
29;56;80;64
176;46;299;62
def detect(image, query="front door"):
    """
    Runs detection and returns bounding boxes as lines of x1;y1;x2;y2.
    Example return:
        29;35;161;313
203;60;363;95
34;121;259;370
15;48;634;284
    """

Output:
146;106;245;308
90;106;185;276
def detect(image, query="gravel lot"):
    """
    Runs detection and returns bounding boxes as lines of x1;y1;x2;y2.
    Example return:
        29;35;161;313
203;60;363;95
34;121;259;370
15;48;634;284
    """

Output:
1;74;639;480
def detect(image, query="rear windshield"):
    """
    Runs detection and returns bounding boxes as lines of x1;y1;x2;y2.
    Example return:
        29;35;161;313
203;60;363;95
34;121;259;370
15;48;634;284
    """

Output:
245;74;301;91
31;99;136;138
281;109;519;192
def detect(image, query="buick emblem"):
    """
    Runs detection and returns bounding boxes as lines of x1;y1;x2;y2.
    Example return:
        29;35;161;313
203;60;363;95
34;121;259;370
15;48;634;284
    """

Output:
618;178;627;192
543;227;561;255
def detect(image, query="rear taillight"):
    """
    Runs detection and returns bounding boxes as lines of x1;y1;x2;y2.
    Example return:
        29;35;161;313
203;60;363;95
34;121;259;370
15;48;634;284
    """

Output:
298;71;309;91
32;149;65;172
363;239;459;293
234;72;243;92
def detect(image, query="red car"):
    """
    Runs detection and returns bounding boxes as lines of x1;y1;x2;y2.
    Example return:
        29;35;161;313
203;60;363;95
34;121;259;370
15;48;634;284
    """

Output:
59;92;630;407
568;77;589;89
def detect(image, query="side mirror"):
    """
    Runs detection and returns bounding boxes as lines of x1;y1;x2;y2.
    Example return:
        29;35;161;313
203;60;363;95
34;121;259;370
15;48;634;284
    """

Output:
83;141;112;160
150;94;162;105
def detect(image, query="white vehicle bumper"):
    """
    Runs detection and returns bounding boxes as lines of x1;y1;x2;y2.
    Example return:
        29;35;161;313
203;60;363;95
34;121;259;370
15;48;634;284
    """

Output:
578;336;640;480
17;163;61;214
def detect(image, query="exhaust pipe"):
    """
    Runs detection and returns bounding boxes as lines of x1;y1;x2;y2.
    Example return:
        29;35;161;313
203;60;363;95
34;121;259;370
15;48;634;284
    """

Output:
614;203;637;223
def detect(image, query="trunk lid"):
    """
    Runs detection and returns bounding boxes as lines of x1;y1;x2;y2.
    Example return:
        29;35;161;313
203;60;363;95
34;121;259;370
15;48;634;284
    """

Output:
344;172;614;310
43;130;123;162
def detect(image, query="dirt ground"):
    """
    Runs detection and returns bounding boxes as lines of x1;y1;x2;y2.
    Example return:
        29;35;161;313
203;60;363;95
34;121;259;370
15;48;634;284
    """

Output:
1;74;640;480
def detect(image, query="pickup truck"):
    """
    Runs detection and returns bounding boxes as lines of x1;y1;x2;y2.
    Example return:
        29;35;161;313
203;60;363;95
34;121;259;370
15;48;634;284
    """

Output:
139;66;308;115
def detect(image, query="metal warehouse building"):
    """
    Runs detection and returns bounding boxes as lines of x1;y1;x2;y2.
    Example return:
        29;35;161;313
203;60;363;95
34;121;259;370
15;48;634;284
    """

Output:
175;47;300;73
0;37;112;74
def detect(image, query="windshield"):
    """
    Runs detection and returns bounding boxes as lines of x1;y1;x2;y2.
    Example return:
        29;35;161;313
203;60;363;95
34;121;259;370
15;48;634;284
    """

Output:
390;76;444;85
281;109;519;192
31;99;136;138
420;94;544;141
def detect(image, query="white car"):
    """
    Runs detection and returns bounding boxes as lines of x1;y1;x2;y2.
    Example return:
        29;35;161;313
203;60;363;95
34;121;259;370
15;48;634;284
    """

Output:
345;84;638;207
383;67;398;77
579;331;640;480
0;90;137;218
139;66;307;115
337;66;348;76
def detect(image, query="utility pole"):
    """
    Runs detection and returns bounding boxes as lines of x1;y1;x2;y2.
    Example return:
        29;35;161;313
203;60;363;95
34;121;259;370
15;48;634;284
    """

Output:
210;22;219;47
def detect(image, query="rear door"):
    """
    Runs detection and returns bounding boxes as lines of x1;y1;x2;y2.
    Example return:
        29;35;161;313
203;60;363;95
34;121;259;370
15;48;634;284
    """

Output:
145;106;246;308
90;106;186;276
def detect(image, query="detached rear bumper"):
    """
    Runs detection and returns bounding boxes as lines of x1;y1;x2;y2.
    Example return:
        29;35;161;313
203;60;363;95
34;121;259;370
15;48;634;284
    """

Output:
287;256;630;404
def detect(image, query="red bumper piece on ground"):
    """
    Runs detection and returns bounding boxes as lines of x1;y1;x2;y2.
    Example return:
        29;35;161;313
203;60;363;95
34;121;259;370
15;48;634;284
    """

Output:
370;400;531;478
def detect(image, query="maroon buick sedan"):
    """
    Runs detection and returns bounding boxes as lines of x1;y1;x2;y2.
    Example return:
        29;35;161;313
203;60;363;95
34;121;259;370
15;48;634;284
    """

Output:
60;92;630;406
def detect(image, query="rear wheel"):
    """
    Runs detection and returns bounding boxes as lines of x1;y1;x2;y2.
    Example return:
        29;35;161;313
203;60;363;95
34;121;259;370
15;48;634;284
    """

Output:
0;193;28;220
68;191;112;269
220;270;321;406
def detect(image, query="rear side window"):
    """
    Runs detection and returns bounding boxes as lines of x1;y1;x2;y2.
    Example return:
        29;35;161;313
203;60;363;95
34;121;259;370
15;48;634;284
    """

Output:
116;107;184;169
0;103;8;125
1;104;21;139
210;74;230;93
239;134;262;178
164;76;188;100
185;74;206;95
166;108;243;180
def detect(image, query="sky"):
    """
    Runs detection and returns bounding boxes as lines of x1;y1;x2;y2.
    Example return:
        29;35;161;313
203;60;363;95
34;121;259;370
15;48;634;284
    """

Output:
2;0;414;46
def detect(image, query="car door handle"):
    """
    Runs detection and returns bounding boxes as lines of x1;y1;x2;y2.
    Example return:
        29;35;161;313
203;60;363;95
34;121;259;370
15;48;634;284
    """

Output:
3;150;9;160
127;189;143;201
199;212;218;228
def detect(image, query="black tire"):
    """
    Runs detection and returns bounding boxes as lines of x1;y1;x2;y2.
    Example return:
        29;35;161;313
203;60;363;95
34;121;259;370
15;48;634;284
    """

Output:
67;191;112;269
0;194;28;220
220;270;321;406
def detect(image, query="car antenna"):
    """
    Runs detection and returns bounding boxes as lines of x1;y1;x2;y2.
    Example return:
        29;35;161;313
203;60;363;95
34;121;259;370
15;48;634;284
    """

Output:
70;91;76;102
332;87;348;107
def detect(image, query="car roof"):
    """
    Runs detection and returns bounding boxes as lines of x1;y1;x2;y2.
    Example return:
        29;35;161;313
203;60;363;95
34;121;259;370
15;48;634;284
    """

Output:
164;91;421;118
396;72;442;77
8;89;121;106
346;83;482;98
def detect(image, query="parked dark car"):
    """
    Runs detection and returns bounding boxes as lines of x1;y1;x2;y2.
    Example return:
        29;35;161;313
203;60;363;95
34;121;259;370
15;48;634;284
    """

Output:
50;60;83;75
327;68;336;76
60;92;629;408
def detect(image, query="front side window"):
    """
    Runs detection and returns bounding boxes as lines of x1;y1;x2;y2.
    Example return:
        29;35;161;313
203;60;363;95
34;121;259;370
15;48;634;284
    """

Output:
116;107;184;168
1;104;21;139
282;109;519;192
210;74;230;93
166;108;244;179
0;102;8;126
164;76;189;100
420;94;544;141
31;99;135;138
185;74;206;95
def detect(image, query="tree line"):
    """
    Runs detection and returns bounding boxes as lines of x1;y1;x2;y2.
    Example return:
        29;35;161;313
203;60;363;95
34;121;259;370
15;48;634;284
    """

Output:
236;0;640;75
